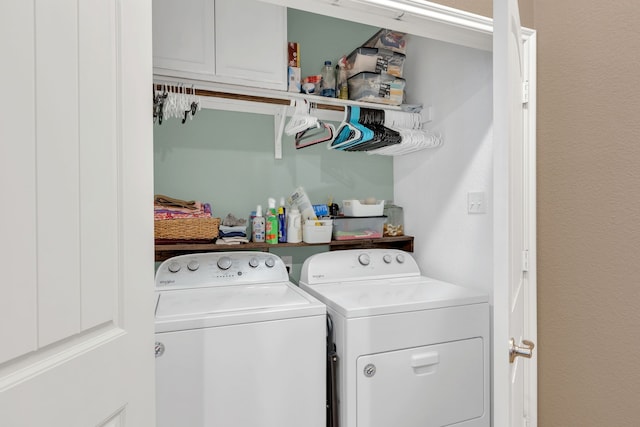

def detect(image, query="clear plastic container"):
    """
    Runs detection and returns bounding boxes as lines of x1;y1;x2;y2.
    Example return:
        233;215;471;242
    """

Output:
346;47;406;78
362;29;408;54
383;203;404;236
347;72;405;106
332;216;386;240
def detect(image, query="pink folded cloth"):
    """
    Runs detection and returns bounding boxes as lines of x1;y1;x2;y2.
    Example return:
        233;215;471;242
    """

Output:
154;202;212;220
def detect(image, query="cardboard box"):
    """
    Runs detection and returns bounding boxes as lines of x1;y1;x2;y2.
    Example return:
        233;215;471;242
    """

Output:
288;66;301;93
288;42;300;67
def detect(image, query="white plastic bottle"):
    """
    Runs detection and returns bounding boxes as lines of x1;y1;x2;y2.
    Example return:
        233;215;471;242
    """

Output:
252;205;265;243
287;208;302;243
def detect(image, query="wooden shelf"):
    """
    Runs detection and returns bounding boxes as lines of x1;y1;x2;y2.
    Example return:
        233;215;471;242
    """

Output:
155;235;414;262
153;78;406;112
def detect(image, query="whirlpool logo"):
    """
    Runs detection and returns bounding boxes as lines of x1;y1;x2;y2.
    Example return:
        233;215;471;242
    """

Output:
312;274;325;279
159;280;175;285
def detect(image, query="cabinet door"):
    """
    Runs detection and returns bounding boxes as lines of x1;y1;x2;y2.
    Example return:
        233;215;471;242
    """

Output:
153;0;215;77
214;0;287;90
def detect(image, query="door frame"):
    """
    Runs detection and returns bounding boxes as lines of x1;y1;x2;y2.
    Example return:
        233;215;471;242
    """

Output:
523;29;538;427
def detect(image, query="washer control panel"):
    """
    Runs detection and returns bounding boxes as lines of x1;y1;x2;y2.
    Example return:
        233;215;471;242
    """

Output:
156;252;289;290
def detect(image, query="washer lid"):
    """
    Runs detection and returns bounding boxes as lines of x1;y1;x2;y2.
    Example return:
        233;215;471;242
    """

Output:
155;282;325;332
300;277;488;318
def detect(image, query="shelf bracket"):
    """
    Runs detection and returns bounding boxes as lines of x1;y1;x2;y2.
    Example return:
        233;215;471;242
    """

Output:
274;104;289;160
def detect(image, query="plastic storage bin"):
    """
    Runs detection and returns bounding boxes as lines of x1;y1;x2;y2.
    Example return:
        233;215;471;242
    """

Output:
342;200;385;217
346;47;406;78
362;29;407;54
348;72;405;106
303;219;333;244
332;216;386;240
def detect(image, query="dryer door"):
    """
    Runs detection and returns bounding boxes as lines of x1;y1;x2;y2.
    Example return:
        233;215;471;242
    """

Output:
357;338;486;426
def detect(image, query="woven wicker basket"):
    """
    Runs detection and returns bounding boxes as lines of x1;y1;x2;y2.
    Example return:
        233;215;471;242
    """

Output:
154;217;220;240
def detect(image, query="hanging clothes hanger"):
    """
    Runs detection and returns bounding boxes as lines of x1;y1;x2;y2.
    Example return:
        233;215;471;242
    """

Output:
295;122;335;149
285;99;318;136
370;127;442;156
328;106;363;150
345;108;401;152
331;106;374;151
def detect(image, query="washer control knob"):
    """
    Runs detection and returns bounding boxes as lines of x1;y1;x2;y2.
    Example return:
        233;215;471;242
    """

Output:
187;260;200;271
358;253;370;266
168;262;181;273
217;256;232;270
396;254;405;264
265;257;276;268
249;257;259;268
383;254;392;264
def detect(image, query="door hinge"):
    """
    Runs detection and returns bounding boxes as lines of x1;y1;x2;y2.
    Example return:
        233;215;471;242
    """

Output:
522;80;530;104
521;250;529;272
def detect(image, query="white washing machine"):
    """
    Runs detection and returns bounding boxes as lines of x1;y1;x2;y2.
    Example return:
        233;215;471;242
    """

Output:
155;252;326;427
299;249;490;427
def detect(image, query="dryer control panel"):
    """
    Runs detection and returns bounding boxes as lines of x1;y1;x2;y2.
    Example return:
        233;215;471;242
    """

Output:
156;252;289;290
300;249;421;285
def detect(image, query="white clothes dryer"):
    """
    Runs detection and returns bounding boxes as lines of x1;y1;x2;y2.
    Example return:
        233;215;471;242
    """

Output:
299;249;490;427
155;252;326;427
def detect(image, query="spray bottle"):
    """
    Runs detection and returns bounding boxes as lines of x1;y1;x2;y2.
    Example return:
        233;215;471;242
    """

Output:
265;197;279;244
252;205;265;243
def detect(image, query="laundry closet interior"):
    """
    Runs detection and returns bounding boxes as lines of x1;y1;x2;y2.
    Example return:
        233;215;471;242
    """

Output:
153;0;535;423
154;1;493;287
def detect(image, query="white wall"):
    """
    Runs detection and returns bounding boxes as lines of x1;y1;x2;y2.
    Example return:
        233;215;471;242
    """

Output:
395;35;493;296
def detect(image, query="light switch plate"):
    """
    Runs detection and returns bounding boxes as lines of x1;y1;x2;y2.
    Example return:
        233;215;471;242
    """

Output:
467;192;486;214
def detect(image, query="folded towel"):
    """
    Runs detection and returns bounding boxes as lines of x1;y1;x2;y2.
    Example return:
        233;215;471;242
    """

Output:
215;236;249;245
154;194;198;210
219;231;247;238
154;203;212;220
219;225;247;233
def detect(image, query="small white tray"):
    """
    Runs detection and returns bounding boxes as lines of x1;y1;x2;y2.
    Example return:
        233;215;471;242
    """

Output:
342;200;385;217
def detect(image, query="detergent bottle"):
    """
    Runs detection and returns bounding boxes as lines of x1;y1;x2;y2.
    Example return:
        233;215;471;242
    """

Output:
286;208;302;243
265;198;279;244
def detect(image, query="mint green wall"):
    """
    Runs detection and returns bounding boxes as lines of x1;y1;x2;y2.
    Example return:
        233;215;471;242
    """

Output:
287;8;378;78
153;10;392;280
154;109;393;219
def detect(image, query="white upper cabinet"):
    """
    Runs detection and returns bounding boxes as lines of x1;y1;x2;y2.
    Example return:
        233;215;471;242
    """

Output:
153;0;287;90
153;0;216;76
214;0;287;89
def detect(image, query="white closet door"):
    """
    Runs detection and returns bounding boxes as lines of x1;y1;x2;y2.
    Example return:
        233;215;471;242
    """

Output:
493;0;537;426
0;0;155;425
